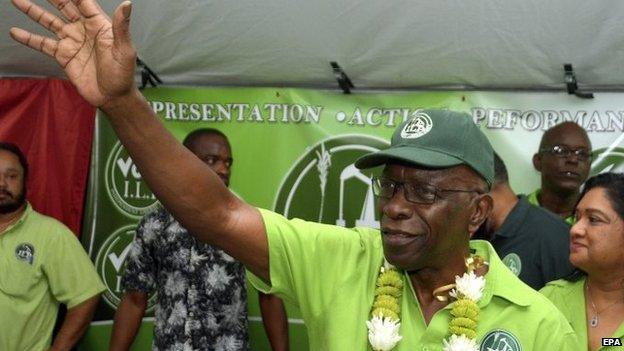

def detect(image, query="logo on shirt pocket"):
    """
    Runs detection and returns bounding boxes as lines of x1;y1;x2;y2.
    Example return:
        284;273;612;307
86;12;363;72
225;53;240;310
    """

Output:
15;243;35;265
480;329;522;351
502;253;522;276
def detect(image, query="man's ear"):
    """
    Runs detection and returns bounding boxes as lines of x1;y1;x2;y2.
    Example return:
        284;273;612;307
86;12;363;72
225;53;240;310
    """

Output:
532;153;542;172
468;194;493;238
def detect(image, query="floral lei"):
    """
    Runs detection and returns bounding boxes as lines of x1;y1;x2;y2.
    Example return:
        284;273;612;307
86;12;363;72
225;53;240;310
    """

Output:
366;256;487;351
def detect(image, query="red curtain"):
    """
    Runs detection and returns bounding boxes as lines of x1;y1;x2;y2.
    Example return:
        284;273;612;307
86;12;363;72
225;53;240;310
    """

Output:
0;78;96;236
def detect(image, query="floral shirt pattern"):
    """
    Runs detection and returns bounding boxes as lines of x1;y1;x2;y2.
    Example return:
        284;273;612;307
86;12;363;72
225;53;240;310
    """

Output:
123;207;249;351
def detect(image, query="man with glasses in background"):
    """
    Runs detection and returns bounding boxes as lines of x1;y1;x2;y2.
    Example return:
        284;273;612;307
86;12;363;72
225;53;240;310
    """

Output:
530;122;592;224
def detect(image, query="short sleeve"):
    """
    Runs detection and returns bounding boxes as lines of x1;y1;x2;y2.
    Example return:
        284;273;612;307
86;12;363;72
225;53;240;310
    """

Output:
247;208;381;311
43;224;105;308
122;212;160;293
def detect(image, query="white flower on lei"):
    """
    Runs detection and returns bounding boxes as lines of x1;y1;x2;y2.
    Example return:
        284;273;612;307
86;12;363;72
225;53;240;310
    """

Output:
366;315;402;351
382;258;395;271
443;334;480;351
449;271;485;301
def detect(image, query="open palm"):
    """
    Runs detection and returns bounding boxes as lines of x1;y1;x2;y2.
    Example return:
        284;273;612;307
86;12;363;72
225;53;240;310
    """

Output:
10;0;136;107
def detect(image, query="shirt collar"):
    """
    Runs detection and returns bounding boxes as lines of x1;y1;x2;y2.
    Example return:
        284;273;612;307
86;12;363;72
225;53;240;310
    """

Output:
526;188;575;224
1;202;32;235
526;189;541;207
470;240;532;307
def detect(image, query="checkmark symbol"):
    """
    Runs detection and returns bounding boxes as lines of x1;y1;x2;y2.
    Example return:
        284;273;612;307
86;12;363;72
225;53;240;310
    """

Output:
108;245;132;272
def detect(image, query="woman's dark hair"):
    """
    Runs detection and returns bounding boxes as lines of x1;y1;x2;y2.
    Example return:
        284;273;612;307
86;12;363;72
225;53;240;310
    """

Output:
564;172;624;282
579;172;624;220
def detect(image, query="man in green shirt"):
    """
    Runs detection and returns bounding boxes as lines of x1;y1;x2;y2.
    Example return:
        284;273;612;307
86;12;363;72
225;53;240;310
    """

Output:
10;3;579;349
0;142;105;351
529;122;592;225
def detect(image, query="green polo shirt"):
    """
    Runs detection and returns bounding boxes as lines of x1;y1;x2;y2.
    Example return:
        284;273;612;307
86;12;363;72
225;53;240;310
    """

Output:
541;277;624;351
249;209;579;350
527;189;576;225
0;203;105;351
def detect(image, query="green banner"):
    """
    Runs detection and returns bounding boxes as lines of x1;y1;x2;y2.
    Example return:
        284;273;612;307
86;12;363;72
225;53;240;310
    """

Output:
80;87;624;349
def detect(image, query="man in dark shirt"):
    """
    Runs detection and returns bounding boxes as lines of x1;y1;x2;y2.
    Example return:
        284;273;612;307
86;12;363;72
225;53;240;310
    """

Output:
475;153;575;290
528;122;592;224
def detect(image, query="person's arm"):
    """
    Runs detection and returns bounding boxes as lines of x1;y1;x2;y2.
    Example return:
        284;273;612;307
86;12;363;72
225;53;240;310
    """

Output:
49;295;100;351
109;291;148;351
10;0;269;281
259;292;289;351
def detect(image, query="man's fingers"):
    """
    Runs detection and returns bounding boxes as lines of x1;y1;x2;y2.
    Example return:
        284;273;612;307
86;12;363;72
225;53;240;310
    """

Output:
11;0;65;35
47;0;82;23
70;0;105;19
112;1;132;50
110;1;136;73
10;27;59;57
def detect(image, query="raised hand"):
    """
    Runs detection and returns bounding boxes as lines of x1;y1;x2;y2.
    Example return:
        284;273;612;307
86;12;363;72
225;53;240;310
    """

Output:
10;0;137;107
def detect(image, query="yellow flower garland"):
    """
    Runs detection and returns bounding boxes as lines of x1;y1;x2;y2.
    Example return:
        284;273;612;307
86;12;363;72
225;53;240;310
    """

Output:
372;264;403;321
368;256;486;351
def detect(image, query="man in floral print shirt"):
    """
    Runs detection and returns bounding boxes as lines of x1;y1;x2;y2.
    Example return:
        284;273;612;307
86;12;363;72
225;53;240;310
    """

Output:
110;129;250;350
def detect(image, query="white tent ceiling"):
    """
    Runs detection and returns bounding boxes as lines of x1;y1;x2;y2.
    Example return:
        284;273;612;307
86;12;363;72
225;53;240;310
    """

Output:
1;0;624;91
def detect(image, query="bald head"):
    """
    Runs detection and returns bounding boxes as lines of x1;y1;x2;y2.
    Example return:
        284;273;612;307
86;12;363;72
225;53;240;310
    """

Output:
539;122;590;151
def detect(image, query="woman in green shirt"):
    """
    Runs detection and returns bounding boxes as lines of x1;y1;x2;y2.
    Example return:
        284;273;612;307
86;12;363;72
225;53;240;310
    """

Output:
541;172;624;351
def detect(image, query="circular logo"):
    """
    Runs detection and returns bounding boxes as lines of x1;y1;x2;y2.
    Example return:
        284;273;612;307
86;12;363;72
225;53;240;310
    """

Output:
400;110;433;139
274;134;389;228
590;146;624;176
105;142;159;218
480;329;522;351
502;253;522;276
95;225;157;311
15;243;35;265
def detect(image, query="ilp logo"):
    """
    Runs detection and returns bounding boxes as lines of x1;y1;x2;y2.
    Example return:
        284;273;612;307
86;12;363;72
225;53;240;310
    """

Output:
274;135;388;228
480;329;522;351
502;253;522;276
105;142;159;218
15;243;35;265
95;225;157;311
400;110;433;139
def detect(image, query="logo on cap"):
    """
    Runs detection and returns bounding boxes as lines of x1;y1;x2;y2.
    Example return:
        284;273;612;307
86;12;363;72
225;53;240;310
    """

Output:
400;111;433;139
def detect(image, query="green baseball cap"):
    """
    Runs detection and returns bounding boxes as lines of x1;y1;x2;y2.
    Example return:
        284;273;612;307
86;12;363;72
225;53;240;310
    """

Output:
355;109;494;187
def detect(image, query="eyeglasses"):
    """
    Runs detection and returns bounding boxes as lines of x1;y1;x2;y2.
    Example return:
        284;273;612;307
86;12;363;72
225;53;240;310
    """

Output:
371;177;483;204
539;145;592;161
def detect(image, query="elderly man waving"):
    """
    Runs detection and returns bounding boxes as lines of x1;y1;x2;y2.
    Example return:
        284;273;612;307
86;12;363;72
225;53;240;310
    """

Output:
10;0;579;349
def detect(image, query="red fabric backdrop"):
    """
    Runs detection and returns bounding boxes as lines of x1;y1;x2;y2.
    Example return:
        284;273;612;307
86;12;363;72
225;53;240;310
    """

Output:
0;78;96;236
